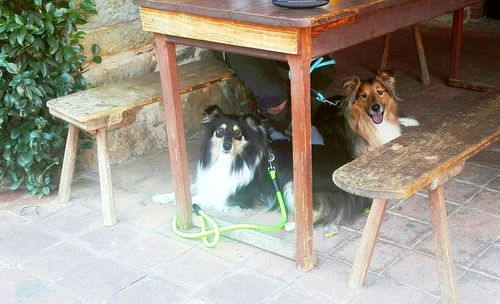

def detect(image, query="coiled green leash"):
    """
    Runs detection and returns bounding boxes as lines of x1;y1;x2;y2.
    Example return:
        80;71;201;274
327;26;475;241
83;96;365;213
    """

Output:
171;152;288;247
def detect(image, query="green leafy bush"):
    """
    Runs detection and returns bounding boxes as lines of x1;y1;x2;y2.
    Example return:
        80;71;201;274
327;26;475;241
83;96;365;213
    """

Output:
0;0;98;196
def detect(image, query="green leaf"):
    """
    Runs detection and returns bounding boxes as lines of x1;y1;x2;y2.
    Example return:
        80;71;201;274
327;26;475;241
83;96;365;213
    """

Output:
81;0;98;14
42;186;50;195
93;55;102;64
14;15;25;26
17;27;27;45
9;178;24;190
91;44;100;55
11;128;21;139
45;3;55;13
5;63;19;74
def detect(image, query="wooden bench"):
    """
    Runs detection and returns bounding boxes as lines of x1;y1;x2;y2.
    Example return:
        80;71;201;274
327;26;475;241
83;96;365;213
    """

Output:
47;57;234;226
332;94;500;303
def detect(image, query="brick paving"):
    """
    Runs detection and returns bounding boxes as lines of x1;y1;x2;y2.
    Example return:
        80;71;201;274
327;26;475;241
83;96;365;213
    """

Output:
1;20;499;303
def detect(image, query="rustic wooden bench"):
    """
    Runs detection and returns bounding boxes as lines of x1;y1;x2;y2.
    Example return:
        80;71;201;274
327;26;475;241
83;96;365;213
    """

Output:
332;94;499;303
47;57;234;226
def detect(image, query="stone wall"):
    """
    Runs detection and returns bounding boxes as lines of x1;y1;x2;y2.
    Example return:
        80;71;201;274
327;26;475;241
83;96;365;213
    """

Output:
74;0;248;170
80;0;211;86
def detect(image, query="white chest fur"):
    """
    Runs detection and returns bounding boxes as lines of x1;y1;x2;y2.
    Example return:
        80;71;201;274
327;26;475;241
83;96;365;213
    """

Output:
375;120;401;144
195;153;257;210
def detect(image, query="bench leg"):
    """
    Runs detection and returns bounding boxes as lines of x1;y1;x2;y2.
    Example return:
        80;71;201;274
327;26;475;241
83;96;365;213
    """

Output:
412;25;430;86
380;33;391;71
58;124;79;203
96;128;117;226
428;186;458;304
349;198;388;288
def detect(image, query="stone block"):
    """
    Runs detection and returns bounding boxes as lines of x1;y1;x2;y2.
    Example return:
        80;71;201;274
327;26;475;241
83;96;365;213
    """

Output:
0;268;47;303
81;20;153;58
471;245;500;278
0;224;60;265
112;277;188;304
458;271;500;304
151;248;235;292
113;233;192;271
414;231;490;267
55;257;145;303
377;213;432;247
82;0;140;30
332;236;407;274
448;208;500;242
19;242;98;283
83;44;157;87
199;268;287;304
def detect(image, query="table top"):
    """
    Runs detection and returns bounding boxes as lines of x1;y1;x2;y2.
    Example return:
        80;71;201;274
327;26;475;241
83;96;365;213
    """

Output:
133;0;412;27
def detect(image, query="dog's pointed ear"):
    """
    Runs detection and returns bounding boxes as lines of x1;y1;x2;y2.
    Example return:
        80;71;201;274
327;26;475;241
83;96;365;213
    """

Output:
341;76;360;97
244;115;262;132
376;69;396;88
201;105;222;124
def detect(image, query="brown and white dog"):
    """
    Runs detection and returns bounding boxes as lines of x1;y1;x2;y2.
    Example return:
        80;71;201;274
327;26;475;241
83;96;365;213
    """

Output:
315;70;418;158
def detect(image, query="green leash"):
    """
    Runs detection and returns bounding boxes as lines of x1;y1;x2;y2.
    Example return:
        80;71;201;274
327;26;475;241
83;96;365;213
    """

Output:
171;152;288;247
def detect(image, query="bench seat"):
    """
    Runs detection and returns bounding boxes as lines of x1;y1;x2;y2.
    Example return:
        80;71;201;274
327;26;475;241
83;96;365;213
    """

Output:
47;57;234;226
47;58;234;132
332;94;499;303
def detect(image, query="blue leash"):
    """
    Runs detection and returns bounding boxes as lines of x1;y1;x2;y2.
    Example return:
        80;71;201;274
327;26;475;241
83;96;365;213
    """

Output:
289;57;339;106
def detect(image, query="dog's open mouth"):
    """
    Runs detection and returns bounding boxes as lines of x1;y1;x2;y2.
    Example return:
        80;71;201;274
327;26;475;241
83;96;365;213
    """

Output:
371;112;384;124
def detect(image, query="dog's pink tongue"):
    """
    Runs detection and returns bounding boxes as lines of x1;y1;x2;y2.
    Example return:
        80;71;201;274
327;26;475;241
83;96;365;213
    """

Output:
372;113;383;124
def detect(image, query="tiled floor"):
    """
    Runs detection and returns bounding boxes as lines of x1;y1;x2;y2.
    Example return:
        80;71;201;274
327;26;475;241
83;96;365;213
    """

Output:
1;20;499;304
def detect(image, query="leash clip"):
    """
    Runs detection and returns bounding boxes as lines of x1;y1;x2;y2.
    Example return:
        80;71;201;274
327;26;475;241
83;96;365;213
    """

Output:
311;88;341;107
267;151;276;171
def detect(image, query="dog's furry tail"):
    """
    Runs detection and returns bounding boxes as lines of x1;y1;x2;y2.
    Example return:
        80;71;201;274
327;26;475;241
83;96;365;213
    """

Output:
313;191;372;227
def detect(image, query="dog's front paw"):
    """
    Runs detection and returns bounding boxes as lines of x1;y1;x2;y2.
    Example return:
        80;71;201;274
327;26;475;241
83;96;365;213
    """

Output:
284;222;296;232
318;223;339;238
399;117;420;127
152;192;176;205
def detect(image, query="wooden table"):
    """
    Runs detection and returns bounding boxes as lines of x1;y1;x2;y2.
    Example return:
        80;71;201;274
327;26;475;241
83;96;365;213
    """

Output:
134;0;479;271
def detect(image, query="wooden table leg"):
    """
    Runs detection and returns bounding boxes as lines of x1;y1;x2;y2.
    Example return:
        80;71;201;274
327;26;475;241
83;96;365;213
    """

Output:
286;28;315;272
447;8;491;92
428;186;458;304
380;33;391;71
154;34;193;230
412;25;430;86
349;198;388;288
448;8;463;81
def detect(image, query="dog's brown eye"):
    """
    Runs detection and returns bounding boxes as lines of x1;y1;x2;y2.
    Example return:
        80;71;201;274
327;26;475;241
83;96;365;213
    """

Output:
377;90;384;95
234;130;242;138
360;93;367;99
216;127;225;137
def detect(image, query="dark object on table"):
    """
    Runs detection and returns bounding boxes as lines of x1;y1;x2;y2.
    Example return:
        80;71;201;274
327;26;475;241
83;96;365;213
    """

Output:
272;0;329;9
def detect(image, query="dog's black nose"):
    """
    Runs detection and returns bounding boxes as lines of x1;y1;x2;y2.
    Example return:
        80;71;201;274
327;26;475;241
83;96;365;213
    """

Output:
371;104;380;112
223;142;232;151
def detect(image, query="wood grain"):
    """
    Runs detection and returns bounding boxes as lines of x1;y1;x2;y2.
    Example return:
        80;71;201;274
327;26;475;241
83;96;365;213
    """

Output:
380;33;391;71
333;95;500;199
428;186;459;304
349;198;387;288
448;9;464;80
287;28;315;272
47;57;234;132
96;128;117;226
412;25;430;86
57;125;79;203
155;34;193;230
140;7;299;54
